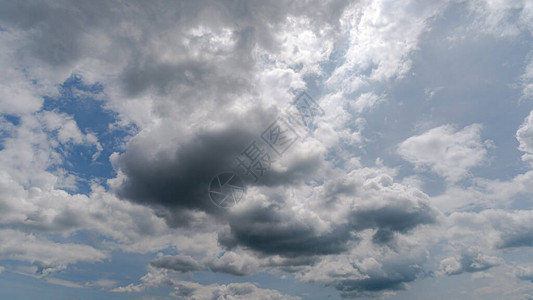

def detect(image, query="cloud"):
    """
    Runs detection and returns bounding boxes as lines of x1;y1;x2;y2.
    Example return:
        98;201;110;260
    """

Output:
516;265;533;283
0;229;107;276
398;124;489;182
522;53;533;100
351;92;385;113
219;167;437;259
326;0;447;94
517;110;533;165
1;0;533;299
108;106;327;227
113;267;301;300
296;232;432;298
206;250;260;276
439;250;502;276
150;255;205;273
218;202;354;257
465;0;531;38
447;209;533;250
171;281;301;300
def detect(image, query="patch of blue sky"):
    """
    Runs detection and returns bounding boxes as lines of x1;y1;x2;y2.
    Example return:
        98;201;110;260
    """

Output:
0;267;139;300
52;252;156;288
0;251;167;299
355;5;533;188
0;114;20;151
42;75;134;194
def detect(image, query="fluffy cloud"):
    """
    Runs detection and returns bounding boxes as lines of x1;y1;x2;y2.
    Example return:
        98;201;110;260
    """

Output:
171;281;301;300
0;229;107;275
326;0;447;94
398;124;489;182
516;265;533;283
219;167;438;258
295;230;432;298
113;266;301;300
447;209;533;250
517;110;533;165
150;255;205;273
439;250;502;276
1;0;533;299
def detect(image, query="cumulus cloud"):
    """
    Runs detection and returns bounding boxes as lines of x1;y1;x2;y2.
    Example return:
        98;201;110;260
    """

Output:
516;265;533;283
206;250;260;276
439;250;502;276
326;0;447;94
219;167;437;259
447;209;533;250
517;110;533;165
398;124;489;182
1;0;533;299
150;255;205;273
295;230;432;298
113;266;301;300
171;281;301;300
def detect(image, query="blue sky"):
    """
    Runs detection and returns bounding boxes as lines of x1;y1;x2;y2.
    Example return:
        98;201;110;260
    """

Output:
0;0;533;299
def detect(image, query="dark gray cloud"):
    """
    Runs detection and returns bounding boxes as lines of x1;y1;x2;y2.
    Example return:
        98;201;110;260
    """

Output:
330;259;427;298
264;256;319;273
0;0;350;104
498;232;533;249
218;176;437;258
150;255;205;272
206;260;254;276
219;203;354;257
334;276;413;298
349;204;437;245
111;106;325;227
3;0;533;299
113;123;258;221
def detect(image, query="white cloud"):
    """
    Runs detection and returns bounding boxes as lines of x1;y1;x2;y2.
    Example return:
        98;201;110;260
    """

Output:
171;281;301;300
398;124;489;182
522;52;533;101
113;266;301;300
446;209;533;250
0;229;107;275
351;92;385;113
517;110;533;165
439;250;502;276
326;0;447;94
516;265;533;283
0;1;532;299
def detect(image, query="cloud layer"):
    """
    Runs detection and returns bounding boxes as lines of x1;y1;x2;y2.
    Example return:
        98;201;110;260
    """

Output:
1;0;533;299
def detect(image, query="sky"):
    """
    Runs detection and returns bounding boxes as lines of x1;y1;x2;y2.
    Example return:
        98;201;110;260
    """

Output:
0;0;533;299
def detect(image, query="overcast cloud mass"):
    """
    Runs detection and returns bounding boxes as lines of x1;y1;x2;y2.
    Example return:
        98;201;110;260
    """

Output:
0;0;533;299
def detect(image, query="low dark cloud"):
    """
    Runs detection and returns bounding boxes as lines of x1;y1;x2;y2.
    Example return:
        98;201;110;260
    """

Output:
219;203;354;257
350;204;437;244
206;260;254;276
113;124;257;222
217;173;437;258
331;260;426;298
498;232;533;249
112;106;324;227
